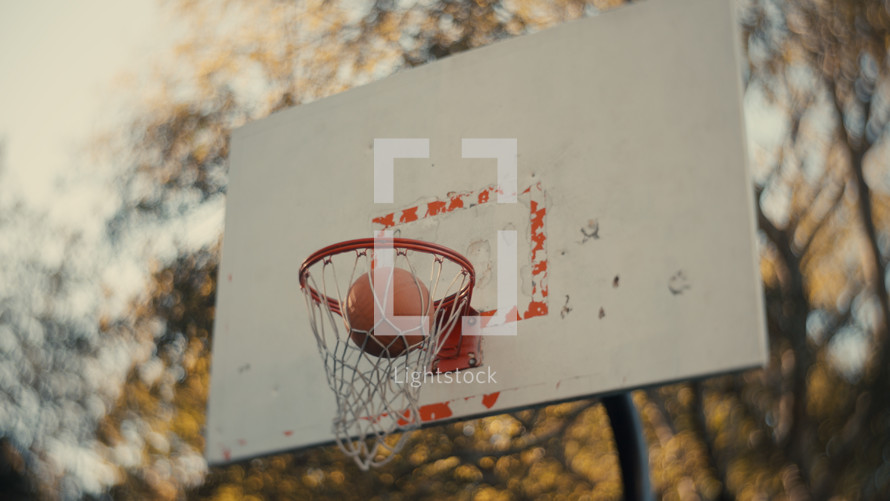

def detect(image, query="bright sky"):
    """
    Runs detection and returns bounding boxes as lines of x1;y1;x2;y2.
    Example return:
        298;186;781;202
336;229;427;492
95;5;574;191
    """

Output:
0;0;163;208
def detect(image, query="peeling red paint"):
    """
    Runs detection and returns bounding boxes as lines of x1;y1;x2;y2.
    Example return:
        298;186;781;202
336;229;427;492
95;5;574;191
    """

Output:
529;200;545;228
530;209;547;255
394;402;454;425
400;207;419;223
531;233;546;254
426;200;448;216
360;412;387;424
397;409;413;427
448;194;465;211
526;184;549;319
371;183;549;321
482;392;500;409
506;306;520;322
372;213;396;228
361;411;413;426
419;402;453;422
524;300;548;318
473;308;523;325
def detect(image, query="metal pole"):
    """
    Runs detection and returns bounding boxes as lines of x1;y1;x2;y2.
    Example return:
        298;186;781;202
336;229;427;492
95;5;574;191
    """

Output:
601;392;654;501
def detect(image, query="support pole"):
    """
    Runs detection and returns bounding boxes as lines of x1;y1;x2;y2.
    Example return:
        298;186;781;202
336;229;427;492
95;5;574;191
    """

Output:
602;392;654;501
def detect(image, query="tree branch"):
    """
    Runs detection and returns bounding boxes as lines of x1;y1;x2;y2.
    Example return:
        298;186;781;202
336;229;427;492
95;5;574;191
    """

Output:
824;75;890;403
690;382;734;501
798;177;846;258
756;190;789;252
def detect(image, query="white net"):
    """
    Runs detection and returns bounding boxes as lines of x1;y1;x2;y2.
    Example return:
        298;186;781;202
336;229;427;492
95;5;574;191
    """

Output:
299;239;474;470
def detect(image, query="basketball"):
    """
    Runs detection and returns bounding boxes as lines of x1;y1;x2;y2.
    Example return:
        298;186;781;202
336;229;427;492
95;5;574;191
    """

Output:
345;267;432;357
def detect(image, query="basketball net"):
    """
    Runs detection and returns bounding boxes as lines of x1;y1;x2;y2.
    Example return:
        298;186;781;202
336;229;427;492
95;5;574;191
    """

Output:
300;238;474;470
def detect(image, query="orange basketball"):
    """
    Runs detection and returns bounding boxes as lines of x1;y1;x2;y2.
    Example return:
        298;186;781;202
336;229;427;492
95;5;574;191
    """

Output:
345;267;432;357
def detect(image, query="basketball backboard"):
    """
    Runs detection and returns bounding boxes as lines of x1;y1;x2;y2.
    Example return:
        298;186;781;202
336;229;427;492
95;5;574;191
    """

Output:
206;0;767;465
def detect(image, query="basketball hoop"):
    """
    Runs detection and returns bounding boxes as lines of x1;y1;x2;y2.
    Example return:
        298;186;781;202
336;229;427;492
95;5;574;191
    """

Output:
299;238;478;469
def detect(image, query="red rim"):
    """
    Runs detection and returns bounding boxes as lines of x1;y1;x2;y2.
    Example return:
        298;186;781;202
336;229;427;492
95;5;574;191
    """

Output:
299;238;476;315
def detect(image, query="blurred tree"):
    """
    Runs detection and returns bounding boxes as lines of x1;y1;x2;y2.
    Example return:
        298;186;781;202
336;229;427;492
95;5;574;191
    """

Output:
647;0;890;499
0;173;127;499
96;250;218;500
0;141;34;501
8;0;889;499
0;438;31;500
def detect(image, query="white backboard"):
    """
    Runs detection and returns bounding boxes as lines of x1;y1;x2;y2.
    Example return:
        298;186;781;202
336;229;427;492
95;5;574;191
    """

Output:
206;0;766;464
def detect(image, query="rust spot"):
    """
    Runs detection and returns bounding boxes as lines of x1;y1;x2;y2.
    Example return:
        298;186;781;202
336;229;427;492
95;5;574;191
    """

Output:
482;392;500;409
598;307;605;319
237;439;246;446
227;274;232;282
613;275;620;288
581;219;600;242
283;430;293;437
222;448;231;461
